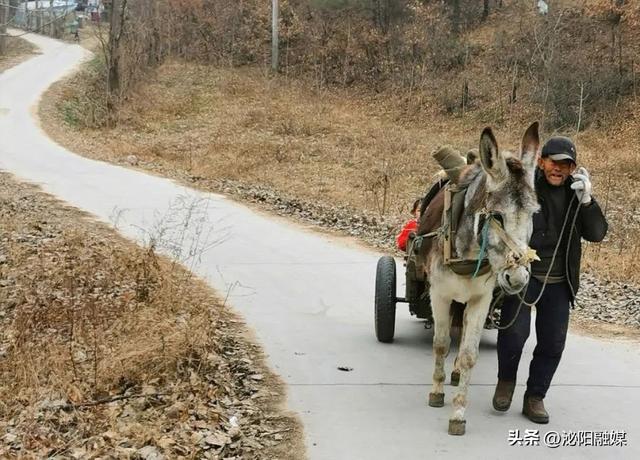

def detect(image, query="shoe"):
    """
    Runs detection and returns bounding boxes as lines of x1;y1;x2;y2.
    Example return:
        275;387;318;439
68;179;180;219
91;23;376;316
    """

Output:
492;380;516;411
522;394;549;424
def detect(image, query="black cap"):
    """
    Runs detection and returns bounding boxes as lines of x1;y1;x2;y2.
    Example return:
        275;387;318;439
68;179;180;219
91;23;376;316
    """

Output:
541;136;577;163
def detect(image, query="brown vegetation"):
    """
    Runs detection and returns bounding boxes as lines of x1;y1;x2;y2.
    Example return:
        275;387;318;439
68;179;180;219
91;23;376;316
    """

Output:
53;0;634;136
42;54;640;285
0;35;37;73
39;1;640;283
0;173;303;458
89;1;640;132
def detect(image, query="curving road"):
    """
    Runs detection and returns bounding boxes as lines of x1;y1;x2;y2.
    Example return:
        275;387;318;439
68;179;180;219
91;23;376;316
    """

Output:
1;31;639;459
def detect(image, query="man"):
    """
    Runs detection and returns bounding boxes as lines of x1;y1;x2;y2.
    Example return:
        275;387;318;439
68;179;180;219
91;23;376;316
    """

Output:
492;136;608;423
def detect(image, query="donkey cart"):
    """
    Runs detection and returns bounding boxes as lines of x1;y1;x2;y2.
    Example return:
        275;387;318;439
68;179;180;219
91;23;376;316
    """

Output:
374;166;508;344
374;124;541;436
374;226;505;343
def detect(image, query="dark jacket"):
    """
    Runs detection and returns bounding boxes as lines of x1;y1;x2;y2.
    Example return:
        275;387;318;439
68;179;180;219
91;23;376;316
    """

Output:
530;169;608;300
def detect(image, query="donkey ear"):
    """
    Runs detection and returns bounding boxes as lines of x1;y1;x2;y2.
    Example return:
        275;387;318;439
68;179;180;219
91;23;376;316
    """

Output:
521;122;539;169
479;127;507;180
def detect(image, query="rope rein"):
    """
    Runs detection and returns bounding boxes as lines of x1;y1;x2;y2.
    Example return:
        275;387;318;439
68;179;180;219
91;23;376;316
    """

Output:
489;194;580;330
422;179;582;331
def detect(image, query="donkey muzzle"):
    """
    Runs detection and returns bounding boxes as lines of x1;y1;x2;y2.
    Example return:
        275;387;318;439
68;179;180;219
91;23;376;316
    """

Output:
498;266;530;295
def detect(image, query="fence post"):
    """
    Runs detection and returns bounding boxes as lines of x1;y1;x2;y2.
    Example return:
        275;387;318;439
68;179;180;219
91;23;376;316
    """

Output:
0;1;7;56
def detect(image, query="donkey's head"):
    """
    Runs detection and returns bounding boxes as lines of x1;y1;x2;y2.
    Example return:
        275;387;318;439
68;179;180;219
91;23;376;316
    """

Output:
476;122;541;294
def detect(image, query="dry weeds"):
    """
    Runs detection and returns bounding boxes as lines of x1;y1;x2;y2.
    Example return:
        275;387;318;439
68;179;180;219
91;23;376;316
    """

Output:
0;172;304;459
0;36;38;73
41;59;640;285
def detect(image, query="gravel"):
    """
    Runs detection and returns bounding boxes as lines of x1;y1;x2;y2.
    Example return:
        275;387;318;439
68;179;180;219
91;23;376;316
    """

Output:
576;273;640;329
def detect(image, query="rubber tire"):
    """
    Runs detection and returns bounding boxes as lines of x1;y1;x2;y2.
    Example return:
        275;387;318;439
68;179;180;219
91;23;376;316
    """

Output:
375;256;397;343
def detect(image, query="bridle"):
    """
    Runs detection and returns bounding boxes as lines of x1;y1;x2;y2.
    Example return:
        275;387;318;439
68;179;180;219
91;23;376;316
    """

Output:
473;210;539;278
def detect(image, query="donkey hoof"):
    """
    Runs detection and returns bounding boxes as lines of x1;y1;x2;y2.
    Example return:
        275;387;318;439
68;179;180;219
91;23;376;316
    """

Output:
428;392;445;407
450;370;460;386
448;419;466;436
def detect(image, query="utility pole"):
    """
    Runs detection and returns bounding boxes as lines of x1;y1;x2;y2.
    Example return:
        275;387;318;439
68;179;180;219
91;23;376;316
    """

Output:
271;0;278;72
0;1;8;56
49;0;54;36
36;0;42;32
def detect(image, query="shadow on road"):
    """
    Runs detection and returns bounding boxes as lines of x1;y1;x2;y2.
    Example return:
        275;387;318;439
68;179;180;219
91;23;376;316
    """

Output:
389;319;499;352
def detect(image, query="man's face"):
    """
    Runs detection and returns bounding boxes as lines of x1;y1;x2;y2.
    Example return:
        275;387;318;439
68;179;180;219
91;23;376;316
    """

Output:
537;156;577;186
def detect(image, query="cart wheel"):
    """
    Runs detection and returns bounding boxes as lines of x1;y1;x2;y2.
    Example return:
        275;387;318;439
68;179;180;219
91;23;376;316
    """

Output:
375;256;397;343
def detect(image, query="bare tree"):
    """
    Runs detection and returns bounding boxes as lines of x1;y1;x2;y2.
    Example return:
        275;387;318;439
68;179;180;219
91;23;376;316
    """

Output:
107;0;127;97
576;81;587;134
451;0;461;34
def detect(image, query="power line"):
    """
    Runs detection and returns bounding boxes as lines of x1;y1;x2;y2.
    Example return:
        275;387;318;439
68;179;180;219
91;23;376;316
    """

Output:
0;2;25;10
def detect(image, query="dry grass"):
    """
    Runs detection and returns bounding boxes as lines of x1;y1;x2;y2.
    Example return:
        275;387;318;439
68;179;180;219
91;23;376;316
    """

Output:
0;173;303;458
0;36;38;73
0;180;205;404
3;228;206;404
41;59;640;284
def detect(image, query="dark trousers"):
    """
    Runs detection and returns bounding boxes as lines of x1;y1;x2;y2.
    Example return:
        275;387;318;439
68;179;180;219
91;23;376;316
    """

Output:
497;278;571;398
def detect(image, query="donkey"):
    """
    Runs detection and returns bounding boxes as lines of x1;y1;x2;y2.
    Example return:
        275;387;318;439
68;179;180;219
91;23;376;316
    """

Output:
419;123;541;435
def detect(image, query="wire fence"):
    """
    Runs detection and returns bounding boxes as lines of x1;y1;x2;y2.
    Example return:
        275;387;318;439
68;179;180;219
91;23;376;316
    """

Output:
1;1;82;40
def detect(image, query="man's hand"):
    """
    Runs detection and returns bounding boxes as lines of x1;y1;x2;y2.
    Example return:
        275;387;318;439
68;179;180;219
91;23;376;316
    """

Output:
570;166;593;205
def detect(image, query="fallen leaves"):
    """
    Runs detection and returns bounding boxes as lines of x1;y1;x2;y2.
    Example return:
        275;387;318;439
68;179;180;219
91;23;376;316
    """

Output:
0;173;303;458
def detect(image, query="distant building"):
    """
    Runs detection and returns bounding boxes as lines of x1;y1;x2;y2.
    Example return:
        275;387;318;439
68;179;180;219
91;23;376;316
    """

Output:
84;0;106;22
24;1;79;11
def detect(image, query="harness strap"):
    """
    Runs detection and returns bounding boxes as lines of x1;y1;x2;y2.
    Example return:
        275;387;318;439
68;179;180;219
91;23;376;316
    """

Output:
489;218;540;266
472;218;491;278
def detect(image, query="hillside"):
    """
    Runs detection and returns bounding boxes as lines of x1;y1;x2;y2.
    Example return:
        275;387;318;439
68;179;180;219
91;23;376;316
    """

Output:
37;1;640;336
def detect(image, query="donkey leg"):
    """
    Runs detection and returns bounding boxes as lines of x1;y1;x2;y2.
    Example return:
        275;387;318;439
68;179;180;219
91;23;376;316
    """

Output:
451;332;461;387
451;357;461;386
450;302;465;386
448;295;492;435
428;292;451;408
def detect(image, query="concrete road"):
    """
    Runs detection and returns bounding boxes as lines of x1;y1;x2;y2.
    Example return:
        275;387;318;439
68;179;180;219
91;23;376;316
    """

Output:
1;31;639;459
